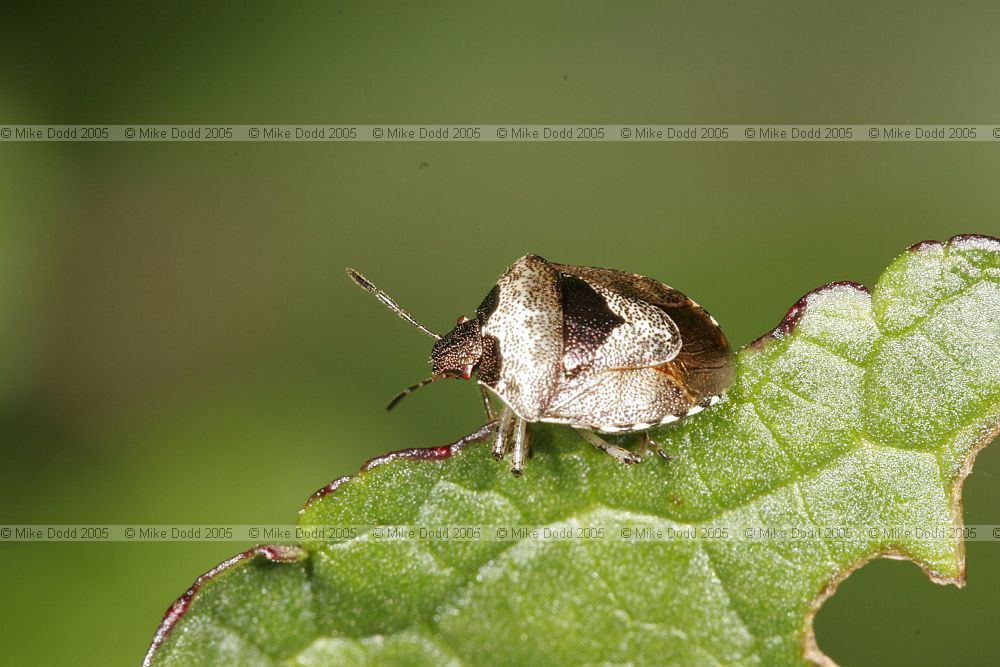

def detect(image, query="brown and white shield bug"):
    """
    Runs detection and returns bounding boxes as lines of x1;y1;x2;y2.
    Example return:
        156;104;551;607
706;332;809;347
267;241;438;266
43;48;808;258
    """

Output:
346;254;735;475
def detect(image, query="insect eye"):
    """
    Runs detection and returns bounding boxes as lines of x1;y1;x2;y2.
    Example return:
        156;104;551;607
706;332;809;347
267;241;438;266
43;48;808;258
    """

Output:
457;315;470;325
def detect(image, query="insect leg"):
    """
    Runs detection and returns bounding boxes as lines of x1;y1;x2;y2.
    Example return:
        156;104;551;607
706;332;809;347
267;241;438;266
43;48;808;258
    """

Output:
492;406;515;461
577;429;642;465
509;417;528;476
636;433;671;461
478;385;496;421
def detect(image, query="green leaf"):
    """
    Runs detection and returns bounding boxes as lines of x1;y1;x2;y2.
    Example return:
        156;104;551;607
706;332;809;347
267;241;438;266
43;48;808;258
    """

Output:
146;235;1000;666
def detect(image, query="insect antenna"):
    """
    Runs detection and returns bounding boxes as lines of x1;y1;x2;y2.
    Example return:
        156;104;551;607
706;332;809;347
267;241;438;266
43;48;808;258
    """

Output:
386;375;451;411
346;268;441;340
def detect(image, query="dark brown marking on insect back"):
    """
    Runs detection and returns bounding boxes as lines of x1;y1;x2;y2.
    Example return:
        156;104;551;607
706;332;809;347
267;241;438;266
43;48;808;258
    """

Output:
476;284;500;321
477;334;503;387
559;273;625;375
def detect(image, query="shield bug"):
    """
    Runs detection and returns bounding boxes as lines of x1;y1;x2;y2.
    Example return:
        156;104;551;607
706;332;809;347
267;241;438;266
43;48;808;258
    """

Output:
346;254;735;475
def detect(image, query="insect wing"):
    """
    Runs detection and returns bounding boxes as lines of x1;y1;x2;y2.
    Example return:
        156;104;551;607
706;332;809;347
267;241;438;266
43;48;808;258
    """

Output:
553;264;682;373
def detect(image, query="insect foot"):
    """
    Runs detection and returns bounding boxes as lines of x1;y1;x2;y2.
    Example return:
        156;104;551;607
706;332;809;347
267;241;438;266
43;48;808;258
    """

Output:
637;433;671;462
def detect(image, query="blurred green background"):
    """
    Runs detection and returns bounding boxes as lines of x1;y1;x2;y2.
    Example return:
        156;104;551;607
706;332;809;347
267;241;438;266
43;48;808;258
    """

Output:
1;2;999;665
